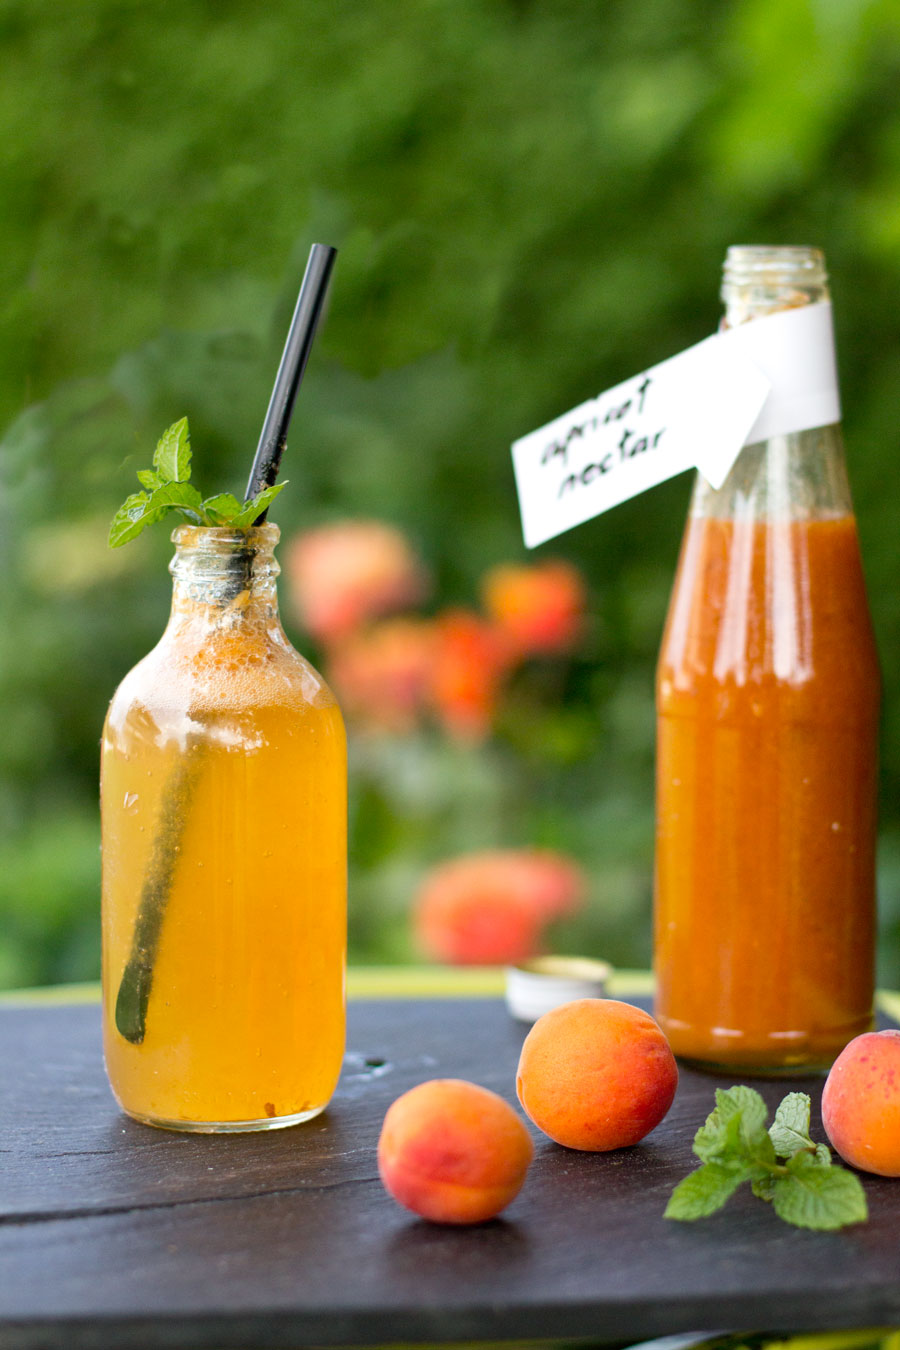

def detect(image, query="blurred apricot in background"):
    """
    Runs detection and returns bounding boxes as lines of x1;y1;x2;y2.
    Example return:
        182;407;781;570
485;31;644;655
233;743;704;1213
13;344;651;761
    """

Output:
285;521;593;746
328;618;436;734
482;560;585;657
286;520;429;643
414;849;586;965
489;850;586;921
429;609;513;742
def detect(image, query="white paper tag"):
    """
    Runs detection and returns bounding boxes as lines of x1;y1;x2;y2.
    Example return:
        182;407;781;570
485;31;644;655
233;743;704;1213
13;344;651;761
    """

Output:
511;302;839;549
718;298;840;445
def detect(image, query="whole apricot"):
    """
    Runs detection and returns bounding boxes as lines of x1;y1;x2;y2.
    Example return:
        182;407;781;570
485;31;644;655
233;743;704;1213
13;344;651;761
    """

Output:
822;1029;900;1176
378;1078;533;1224
516;998;678;1151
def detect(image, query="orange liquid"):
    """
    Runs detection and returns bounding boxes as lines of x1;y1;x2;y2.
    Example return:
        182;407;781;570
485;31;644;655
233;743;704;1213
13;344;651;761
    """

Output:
654;514;879;1070
102;614;346;1128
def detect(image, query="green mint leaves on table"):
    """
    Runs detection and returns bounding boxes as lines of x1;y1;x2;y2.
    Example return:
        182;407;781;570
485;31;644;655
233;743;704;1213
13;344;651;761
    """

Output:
108;417;286;547
665;1086;867;1231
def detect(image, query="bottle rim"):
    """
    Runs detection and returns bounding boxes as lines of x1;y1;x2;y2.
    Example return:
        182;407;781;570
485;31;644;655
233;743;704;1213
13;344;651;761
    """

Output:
171;522;280;551
722;245;827;290
169;523;281;594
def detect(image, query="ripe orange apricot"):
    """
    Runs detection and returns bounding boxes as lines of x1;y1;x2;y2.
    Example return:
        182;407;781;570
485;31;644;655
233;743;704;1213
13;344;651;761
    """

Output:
822;1029;900;1176
378;1079;534;1224
516;998;678;1151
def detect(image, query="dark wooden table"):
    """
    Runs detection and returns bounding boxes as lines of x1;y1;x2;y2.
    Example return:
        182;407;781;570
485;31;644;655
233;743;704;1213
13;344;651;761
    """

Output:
2;995;900;1349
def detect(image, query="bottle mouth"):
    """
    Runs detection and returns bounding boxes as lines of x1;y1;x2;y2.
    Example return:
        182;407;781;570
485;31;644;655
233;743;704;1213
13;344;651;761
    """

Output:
722;245;828;290
171;523;280;552
170;523;281;600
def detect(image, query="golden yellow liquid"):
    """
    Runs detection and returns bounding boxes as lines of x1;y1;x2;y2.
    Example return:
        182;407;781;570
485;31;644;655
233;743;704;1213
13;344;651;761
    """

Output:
101;604;346;1130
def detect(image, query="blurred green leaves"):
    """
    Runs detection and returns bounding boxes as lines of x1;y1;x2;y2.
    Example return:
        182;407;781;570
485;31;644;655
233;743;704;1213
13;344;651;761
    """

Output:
2;0;900;986
0;809;100;989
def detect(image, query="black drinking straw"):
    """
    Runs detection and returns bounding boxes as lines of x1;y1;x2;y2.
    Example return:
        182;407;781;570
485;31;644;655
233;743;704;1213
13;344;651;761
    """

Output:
245;242;338;514
115;243;338;1045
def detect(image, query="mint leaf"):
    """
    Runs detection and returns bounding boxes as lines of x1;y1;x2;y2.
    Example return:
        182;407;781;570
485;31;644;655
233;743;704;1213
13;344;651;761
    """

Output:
667;1087;869;1231
772;1152;868;1230
751;1173;777;1202
230;480;287;527
153;417;191;482
694;1105;743;1163
108;491;163;547
109;418;289;544
147;481;204;523
694;1086;769;1164
715;1085;769;1149
769;1093;815;1158
200;493;244;524
665;1161;748;1220
746;1131;777;1176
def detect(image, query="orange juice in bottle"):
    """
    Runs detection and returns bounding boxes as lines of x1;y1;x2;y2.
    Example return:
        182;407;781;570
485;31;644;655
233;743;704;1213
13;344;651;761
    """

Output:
654;246;880;1073
102;524;346;1129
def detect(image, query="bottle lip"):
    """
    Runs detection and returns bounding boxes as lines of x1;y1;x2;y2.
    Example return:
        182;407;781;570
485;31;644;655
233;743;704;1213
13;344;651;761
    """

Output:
722;245;828;289
169;523;281;596
171;522;280;551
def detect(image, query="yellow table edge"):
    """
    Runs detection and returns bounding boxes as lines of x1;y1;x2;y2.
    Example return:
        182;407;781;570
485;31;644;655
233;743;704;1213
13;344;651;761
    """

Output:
2;968;898;1019
0;966;651;1005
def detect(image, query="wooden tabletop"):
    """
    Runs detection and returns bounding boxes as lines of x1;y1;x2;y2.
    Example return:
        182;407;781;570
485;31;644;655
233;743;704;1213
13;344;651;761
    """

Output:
2;988;900;1349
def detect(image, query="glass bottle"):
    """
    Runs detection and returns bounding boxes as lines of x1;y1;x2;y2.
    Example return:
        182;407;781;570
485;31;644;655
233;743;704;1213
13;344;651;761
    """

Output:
654;246;880;1073
101;525;346;1130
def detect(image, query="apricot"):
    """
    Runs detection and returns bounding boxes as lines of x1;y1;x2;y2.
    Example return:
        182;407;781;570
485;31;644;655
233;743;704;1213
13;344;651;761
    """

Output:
378;1078;533;1224
482;559;585;656
822;1029;900;1176
414;849;585;966
430;609;512;741
516;998;678;1151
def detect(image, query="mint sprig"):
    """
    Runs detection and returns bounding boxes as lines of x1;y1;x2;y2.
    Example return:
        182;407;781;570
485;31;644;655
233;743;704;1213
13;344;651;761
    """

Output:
108;417;286;546
665;1087;867;1231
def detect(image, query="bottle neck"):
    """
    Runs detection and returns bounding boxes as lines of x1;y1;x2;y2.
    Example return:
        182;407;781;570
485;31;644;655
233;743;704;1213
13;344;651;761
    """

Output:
720;244;830;326
692;245;851;522
168;525;282;631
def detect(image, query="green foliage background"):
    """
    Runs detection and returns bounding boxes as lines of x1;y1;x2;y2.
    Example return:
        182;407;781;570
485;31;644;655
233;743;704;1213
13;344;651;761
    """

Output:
2;0;900;988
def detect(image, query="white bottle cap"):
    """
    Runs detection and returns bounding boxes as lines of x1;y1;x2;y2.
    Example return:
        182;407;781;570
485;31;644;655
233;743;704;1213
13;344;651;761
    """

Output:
505;955;613;1023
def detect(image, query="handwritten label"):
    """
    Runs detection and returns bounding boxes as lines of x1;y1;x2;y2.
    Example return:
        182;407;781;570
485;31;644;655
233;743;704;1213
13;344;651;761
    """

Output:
511;301;839;549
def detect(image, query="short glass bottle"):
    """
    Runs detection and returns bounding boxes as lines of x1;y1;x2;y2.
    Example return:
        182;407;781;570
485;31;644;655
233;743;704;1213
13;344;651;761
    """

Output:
653;246;881;1073
101;525;347;1130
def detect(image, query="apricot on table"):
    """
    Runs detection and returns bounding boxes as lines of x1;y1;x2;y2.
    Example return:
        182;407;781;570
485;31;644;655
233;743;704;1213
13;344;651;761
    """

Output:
822;1029;900;1177
516;998;678;1151
378;1078;534;1224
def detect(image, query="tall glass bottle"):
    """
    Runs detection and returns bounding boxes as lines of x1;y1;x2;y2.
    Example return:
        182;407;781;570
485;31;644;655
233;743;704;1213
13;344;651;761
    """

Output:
654;246;880;1072
102;525;347;1129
